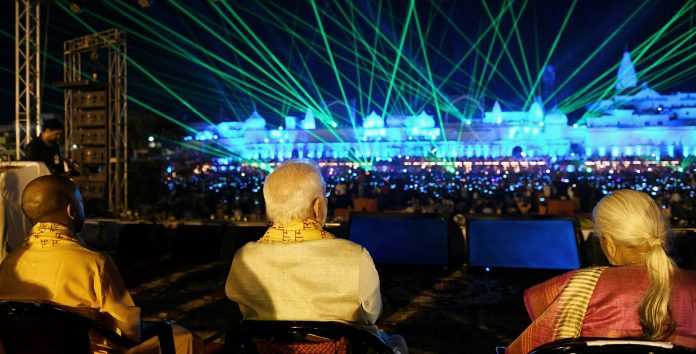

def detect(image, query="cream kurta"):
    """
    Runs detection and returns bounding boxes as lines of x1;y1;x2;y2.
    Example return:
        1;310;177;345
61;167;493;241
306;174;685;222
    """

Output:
226;238;382;331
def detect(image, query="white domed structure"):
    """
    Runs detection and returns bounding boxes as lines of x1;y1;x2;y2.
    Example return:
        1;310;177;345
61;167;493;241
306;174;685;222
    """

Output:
244;111;267;130
545;110;568;125
406;111;435;129
363;111;384;129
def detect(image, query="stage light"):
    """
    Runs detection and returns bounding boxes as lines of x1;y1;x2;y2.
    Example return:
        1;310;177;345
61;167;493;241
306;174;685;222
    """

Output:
138;0;153;8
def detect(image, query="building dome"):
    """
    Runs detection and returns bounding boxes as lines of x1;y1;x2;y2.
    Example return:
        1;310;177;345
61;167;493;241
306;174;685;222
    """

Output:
545;110;568;124
244;111;266;130
406;111;435;129
363;111;384;129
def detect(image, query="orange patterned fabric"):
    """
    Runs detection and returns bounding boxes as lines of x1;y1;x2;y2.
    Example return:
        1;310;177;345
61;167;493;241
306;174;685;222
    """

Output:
252;336;348;354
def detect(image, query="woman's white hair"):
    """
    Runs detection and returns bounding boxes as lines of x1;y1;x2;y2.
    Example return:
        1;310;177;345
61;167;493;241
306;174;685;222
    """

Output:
263;161;325;224
592;189;675;340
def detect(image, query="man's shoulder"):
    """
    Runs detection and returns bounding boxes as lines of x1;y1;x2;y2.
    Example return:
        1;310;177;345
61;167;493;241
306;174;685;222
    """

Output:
23;138;39;151
23;137;45;158
2;242;110;274
25;136;47;148
53;243;111;265
243;238;365;251
236;238;368;261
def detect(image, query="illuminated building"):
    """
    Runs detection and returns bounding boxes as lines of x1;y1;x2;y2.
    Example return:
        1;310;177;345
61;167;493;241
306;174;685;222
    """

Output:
584;51;696;158
187;51;695;161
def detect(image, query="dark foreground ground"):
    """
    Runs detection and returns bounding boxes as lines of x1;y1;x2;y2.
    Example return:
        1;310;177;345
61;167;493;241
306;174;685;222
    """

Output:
122;257;558;354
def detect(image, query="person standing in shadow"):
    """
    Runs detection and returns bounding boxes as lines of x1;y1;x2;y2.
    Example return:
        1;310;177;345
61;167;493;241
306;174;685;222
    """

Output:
23;119;65;176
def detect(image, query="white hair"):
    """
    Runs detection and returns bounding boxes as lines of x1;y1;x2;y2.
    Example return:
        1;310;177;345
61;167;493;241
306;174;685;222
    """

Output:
263;161;324;224
592;189;675;340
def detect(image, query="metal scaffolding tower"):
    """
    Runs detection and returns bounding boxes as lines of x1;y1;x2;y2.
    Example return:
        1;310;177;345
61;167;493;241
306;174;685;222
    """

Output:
61;29;128;214
15;0;42;160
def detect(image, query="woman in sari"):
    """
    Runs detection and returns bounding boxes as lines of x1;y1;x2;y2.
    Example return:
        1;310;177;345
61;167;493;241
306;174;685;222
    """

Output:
506;189;696;353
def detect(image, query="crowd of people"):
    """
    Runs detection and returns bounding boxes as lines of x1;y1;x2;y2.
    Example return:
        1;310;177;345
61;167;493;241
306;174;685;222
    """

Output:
1;162;695;353
156;156;696;227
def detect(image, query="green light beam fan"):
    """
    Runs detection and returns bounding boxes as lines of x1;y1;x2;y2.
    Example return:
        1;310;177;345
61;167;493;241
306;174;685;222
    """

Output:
524;0;577;109
547;0;651;109
412;6;448;147
311;0;369;163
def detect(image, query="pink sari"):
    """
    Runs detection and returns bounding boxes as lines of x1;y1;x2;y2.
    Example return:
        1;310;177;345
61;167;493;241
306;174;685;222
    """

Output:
507;266;696;354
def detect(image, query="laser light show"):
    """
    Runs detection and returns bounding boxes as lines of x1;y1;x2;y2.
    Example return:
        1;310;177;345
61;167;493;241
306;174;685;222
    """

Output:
2;1;696;353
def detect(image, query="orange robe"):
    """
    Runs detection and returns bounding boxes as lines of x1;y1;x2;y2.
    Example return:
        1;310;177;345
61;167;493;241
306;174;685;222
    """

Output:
0;222;200;354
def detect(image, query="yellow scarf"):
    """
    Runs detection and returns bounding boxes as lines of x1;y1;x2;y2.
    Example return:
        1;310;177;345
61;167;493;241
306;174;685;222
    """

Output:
26;222;80;248
258;218;335;243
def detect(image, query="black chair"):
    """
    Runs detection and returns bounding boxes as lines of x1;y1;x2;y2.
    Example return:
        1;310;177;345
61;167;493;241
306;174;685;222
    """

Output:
528;338;696;354
225;320;394;353
0;301;175;354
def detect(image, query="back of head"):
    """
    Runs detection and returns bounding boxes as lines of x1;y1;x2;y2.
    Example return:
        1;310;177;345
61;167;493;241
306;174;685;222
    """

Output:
593;189;668;251
592;189;675;340
42;119;64;132
22;175;81;229
263;161;324;224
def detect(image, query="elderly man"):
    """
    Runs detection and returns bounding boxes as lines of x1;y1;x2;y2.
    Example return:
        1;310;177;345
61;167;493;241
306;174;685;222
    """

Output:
225;161;407;353
0;175;201;354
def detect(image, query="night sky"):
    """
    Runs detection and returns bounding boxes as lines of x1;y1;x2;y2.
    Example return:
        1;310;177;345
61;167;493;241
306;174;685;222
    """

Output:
1;0;694;129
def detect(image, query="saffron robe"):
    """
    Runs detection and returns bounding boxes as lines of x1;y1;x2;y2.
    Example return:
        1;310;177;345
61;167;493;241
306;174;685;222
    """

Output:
0;222;200;354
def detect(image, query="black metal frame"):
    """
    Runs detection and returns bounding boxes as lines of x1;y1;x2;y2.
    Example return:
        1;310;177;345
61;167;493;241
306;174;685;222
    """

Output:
0;301;174;354
226;320;394;354
528;338;696;354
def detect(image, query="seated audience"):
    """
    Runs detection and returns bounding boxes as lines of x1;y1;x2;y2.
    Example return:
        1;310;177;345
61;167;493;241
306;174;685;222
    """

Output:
507;189;696;353
225;161;407;353
0;175;201;354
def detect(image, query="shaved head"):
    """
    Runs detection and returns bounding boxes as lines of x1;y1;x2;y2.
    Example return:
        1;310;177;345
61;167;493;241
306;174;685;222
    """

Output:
22;175;85;232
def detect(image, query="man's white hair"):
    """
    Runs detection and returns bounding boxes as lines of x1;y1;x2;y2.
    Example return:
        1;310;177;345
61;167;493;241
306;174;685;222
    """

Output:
263;161;324;224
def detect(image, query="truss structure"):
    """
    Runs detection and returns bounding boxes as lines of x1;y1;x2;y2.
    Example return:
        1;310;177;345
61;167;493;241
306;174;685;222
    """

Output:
15;0;41;160
63;29;128;214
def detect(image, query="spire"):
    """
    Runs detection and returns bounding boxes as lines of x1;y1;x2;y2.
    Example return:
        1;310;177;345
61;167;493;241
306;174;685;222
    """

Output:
528;98;544;123
616;50;637;91
492;101;502;124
